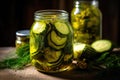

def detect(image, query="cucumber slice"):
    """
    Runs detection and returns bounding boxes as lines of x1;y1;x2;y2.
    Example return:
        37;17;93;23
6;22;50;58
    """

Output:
30;31;40;54
46;23;52;34
91;39;113;53
32;21;46;34
44;48;62;63
47;33;66;50
50;31;67;45
54;22;69;35
34;53;64;67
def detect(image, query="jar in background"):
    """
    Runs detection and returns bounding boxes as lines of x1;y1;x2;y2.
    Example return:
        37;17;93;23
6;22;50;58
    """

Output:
71;0;102;44
30;10;73;73
16;30;30;48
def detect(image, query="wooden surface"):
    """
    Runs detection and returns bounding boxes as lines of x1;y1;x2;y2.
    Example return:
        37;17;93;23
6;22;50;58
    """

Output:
0;47;119;80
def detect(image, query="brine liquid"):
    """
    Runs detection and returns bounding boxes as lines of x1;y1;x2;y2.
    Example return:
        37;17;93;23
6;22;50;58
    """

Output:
71;3;102;44
30;20;73;73
73;31;100;44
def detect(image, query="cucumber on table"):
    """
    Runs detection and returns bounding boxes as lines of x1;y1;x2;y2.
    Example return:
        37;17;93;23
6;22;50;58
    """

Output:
73;43;97;59
91;39;113;53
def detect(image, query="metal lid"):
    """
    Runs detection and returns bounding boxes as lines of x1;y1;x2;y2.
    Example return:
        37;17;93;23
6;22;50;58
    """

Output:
16;30;30;37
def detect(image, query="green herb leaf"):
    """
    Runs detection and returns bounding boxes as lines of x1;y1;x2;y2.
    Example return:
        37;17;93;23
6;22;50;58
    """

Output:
0;44;30;69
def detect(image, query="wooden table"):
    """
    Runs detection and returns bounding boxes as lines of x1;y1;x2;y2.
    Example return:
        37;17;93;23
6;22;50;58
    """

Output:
0;47;119;80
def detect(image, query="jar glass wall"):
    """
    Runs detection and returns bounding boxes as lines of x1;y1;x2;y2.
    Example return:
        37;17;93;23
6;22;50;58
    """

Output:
71;0;102;44
30;10;73;73
16;30;30;48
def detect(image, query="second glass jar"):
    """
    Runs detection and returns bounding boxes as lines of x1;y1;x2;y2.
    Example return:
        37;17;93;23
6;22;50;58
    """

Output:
30;10;73;73
71;0;102;44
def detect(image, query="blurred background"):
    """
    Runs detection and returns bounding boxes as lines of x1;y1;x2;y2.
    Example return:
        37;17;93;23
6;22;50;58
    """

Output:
0;0;119;46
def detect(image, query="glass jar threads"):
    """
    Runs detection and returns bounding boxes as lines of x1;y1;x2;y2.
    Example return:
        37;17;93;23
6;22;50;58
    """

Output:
30;10;73;73
71;0;102;44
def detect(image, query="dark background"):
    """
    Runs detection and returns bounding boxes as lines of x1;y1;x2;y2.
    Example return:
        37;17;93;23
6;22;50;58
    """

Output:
0;0;119;46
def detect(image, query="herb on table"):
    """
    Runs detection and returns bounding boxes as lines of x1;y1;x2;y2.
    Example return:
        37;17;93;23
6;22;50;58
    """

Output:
89;49;120;69
100;52;120;68
0;44;30;69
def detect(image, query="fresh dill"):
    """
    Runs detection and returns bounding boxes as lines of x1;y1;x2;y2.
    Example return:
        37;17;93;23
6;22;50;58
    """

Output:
0;44;30;69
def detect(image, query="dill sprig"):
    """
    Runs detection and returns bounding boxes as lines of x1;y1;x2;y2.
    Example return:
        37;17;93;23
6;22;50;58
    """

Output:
0;44;31;69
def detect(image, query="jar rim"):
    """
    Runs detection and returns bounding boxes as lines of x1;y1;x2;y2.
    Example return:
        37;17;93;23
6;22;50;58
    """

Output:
16;30;30;37
34;9;69;20
74;0;99;7
35;9;68;16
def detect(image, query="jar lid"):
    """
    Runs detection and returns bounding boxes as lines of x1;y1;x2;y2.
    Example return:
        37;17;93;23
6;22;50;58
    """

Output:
16;30;30;37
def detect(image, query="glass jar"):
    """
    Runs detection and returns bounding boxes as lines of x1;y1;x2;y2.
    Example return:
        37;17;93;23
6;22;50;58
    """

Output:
16;30;30;48
30;10;73;73
71;0;102;44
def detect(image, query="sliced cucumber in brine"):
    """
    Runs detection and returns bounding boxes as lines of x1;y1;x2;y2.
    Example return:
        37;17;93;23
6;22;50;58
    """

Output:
32;21;46;34
47;31;67;50
30;31;40;54
44;47;62;63
50;31;67;45
54;22;70;35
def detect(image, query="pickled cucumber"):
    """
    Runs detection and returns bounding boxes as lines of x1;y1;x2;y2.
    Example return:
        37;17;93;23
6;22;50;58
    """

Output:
30;11;73;72
50;31;67;45
30;31;40;54
71;3;101;44
44;47;62;63
32;21;46;34
54;22;70;35
47;32;66;50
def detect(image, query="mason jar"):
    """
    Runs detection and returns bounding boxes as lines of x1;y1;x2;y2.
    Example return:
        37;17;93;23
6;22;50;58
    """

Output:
30;10;73;73
16;30;30;48
71;0;102;44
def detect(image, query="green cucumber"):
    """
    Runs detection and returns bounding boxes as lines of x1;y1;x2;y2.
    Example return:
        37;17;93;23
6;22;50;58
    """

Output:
54;22;70;35
32;49;64;67
46;23;52;34
91;39;113;53
30;31;40;54
81;44;98;59
32;21;46;34
73;43;97;59
50;31;67;45
34;54;63;67
44;47;62;63
47;32;66;50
